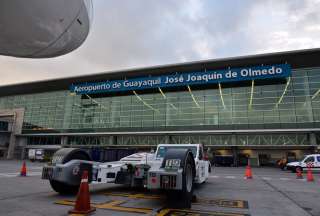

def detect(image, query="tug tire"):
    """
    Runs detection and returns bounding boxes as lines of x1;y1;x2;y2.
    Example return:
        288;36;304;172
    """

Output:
164;149;195;209
49;148;91;195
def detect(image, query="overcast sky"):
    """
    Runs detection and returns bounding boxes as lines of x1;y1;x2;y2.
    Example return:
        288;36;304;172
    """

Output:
0;0;320;86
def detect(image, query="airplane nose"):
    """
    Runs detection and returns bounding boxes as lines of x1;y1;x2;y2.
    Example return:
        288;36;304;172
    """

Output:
0;0;91;58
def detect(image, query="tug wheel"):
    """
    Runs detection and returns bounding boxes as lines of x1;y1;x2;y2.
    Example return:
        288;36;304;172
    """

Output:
49;148;91;195
164;149;195;208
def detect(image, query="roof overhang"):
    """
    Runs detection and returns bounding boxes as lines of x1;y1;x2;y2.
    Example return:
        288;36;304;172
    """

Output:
1;48;320;97
17;128;320;137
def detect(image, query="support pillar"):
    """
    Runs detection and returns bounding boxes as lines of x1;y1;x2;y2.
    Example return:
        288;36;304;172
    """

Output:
310;133;317;153
7;133;17;159
18;137;27;160
310;133;317;146
165;135;170;144
109;136;116;145
3;109;24;159
231;134;238;167
61;136;68;147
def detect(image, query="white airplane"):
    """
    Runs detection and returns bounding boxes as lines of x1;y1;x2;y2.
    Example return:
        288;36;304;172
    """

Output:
0;0;92;58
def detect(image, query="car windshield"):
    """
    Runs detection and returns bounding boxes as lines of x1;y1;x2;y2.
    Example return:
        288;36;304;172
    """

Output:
303;156;315;163
301;155;311;162
156;146;197;158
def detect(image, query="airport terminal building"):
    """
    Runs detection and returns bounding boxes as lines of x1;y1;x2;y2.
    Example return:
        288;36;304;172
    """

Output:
1;49;320;166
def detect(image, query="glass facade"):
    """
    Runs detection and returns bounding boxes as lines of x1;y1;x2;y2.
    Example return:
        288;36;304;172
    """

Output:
24;134;309;147
0;68;320;147
0;67;319;147
0;121;8;131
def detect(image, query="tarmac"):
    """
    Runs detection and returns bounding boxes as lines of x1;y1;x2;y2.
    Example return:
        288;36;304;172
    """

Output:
0;160;319;216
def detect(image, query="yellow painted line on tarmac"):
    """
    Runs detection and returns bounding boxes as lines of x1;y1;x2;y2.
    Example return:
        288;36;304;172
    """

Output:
156;209;171;216
102;192;248;209
55;199;153;214
95;200;152;214
103;192;164;200
55;200;75;206
56;197;249;215
157;209;250;216
194;198;249;209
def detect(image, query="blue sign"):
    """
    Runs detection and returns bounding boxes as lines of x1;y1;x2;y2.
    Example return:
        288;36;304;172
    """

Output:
70;64;291;95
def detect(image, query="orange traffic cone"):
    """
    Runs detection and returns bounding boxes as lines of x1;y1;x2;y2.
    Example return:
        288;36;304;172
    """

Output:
296;167;303;179
244;165;253;179
20;161;27;177
307;167;314;182
68;170;96;214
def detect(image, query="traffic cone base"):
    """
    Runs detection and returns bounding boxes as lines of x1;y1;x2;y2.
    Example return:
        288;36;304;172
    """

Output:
68;170;96;214
68;207;96;214
20;161;27;177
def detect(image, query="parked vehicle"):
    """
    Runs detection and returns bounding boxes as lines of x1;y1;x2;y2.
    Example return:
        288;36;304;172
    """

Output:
42;144;211;208
286;154;320;172
28;149;44;162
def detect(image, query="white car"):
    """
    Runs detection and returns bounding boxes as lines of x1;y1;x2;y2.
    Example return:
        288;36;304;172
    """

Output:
286;154;320;172
28;149;44;162
42;144;211;208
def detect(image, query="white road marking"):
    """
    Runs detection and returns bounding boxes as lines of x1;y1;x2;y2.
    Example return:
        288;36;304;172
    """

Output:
208;175;317;182
261;177;272;180
29;166;43;170
0;172;41;178
28;172;42;176
209;175;220;178
225;176;236;179
279;178;291;181
0;173;17;177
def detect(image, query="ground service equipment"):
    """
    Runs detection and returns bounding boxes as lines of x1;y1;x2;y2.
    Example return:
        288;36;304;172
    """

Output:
42;144;211;208
286;154;320;172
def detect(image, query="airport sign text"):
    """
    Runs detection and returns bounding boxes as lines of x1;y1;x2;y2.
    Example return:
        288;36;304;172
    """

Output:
70;64;291;95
